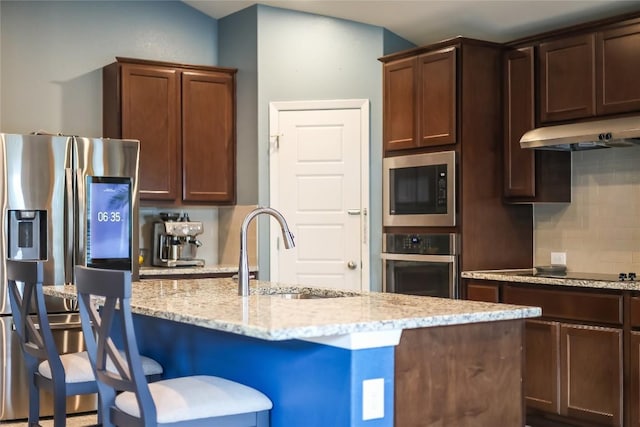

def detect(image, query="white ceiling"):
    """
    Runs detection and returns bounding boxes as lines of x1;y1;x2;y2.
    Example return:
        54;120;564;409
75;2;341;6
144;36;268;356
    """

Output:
183;0;640;46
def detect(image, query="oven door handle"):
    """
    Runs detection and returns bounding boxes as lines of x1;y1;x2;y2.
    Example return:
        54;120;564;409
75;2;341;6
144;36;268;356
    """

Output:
380;253;456;263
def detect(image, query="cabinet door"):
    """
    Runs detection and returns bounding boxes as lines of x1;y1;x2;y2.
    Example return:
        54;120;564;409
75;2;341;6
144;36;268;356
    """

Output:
181;70;235;203
120;64;181;201
596;20;640;115
630;331;640;427
525;319;560;414
560;324;623;427
417;47;457;146
383;57;418;152
539;34;596;123
504;47;535;198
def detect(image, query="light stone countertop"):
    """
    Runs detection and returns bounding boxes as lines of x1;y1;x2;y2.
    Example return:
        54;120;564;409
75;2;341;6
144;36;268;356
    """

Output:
43;278;541;342
462;269;640;291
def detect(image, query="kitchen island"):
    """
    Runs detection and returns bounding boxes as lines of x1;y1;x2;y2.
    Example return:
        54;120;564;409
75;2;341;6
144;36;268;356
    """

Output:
44;278;540;427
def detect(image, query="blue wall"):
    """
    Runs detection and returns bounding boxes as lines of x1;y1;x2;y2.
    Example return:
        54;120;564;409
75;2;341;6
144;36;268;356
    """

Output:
218;5;402;290
383;28;416;54
0;1;414;291
218;7;259;205
0;0;217;135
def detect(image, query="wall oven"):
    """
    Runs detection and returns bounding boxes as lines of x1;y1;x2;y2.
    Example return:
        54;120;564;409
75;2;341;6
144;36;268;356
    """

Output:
381;233;459;298
383;151;456;227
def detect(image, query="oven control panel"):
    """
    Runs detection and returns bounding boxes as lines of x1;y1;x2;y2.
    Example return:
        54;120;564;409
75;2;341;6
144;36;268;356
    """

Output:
383;233;458;255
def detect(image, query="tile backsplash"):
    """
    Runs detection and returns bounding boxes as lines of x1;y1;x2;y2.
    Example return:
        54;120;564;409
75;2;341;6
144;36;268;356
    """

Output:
139;205;257;267
534;147;640;274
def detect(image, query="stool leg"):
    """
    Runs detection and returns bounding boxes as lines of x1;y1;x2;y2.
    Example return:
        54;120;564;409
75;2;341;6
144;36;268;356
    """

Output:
26;358;40;426
52;380;66;427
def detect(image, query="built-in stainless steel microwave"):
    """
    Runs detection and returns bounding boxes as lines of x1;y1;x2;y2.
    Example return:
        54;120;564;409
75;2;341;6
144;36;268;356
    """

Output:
383;151;456;227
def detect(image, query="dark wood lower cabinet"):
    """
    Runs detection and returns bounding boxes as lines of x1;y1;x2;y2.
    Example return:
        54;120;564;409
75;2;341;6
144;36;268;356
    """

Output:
473;281;627;427
559;324;623;427
526;320;560;414
465;280;500;302
395;320;524;426
630;331;640;427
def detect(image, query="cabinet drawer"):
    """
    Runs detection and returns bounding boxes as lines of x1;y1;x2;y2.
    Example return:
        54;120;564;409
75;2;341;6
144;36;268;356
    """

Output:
630;296;640;327
466;281;500;303
504;285;622;325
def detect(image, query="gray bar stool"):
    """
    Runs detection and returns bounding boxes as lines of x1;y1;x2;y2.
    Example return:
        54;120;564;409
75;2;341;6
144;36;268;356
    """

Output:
7;260;164;427
74;265;272;427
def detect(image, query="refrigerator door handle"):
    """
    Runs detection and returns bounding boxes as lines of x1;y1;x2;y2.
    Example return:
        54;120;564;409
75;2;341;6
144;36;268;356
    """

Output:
65;167;74;284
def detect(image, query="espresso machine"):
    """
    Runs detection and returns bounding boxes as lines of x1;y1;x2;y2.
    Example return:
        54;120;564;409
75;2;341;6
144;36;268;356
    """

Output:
152;212;205;267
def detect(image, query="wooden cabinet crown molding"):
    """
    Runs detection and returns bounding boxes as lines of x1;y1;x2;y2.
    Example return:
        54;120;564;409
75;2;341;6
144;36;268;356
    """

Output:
115;56;237;75
378;36;501;63
505;11;640;48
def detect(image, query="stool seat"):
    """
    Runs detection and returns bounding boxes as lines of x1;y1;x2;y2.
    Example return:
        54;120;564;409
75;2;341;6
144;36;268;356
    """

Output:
115;375;272;424
39;350;164;383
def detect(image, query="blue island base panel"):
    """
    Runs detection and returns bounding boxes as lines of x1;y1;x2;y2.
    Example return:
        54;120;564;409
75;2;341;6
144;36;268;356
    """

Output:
131;314;395;427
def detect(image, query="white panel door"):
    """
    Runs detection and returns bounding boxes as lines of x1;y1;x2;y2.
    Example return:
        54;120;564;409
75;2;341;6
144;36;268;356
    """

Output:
269;100;369;291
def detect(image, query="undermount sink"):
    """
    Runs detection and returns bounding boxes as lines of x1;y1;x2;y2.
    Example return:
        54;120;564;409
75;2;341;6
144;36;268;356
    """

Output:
251;287;359;299
270;292;333;300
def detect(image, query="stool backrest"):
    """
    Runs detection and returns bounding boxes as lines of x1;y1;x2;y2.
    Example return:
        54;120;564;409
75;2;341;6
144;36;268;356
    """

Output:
74;266;156;423
7;260;64;375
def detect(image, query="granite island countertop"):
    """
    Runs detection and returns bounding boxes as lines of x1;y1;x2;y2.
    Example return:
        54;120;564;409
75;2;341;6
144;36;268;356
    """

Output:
462;269;640;291
43;277;540;342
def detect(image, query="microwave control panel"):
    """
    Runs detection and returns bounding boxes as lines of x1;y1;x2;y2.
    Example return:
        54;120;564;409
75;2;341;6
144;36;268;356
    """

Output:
437;166;447;208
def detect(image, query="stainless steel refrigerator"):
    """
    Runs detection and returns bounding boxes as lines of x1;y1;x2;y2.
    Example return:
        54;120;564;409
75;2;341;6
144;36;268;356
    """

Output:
0;133;140;420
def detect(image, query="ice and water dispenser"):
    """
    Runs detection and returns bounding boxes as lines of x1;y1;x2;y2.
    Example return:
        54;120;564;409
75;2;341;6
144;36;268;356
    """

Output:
7;210;47;261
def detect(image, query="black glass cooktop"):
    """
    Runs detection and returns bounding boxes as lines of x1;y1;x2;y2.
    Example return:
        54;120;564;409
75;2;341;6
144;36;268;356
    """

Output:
516;271;636;282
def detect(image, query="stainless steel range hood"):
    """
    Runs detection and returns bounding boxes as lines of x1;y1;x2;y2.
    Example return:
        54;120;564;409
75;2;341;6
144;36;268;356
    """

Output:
520;115;640;151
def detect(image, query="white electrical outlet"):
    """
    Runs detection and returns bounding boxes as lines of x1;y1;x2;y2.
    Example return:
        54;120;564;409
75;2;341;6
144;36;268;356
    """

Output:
362;378;385;420
551;252;567;266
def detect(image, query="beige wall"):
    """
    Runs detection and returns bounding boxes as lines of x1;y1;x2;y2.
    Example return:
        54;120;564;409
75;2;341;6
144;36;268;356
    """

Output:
217;205;258;267
534;147;640;273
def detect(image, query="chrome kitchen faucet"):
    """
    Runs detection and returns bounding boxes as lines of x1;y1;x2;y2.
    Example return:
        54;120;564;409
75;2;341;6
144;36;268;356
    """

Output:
238;207;295;296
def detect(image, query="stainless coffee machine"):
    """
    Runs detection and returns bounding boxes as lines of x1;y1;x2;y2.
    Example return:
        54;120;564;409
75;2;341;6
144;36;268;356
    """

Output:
152;212;205;267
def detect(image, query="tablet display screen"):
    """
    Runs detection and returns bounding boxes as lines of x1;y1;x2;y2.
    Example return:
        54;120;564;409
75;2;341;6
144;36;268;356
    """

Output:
86;176;131;268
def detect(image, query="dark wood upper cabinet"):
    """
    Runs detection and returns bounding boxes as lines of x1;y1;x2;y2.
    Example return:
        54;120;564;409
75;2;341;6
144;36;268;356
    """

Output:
382;47;457;153
104;62;181;201
596;20;640;115
181;71;235;203
103;57;237;205
504;47;536;198
503;46;571;203
382;57;418;151
538;17;640;124
417;47;457;147
539;33;596;123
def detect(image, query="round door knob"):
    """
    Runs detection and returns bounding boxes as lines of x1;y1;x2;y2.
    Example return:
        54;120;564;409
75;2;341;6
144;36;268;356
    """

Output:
347;261;357;270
